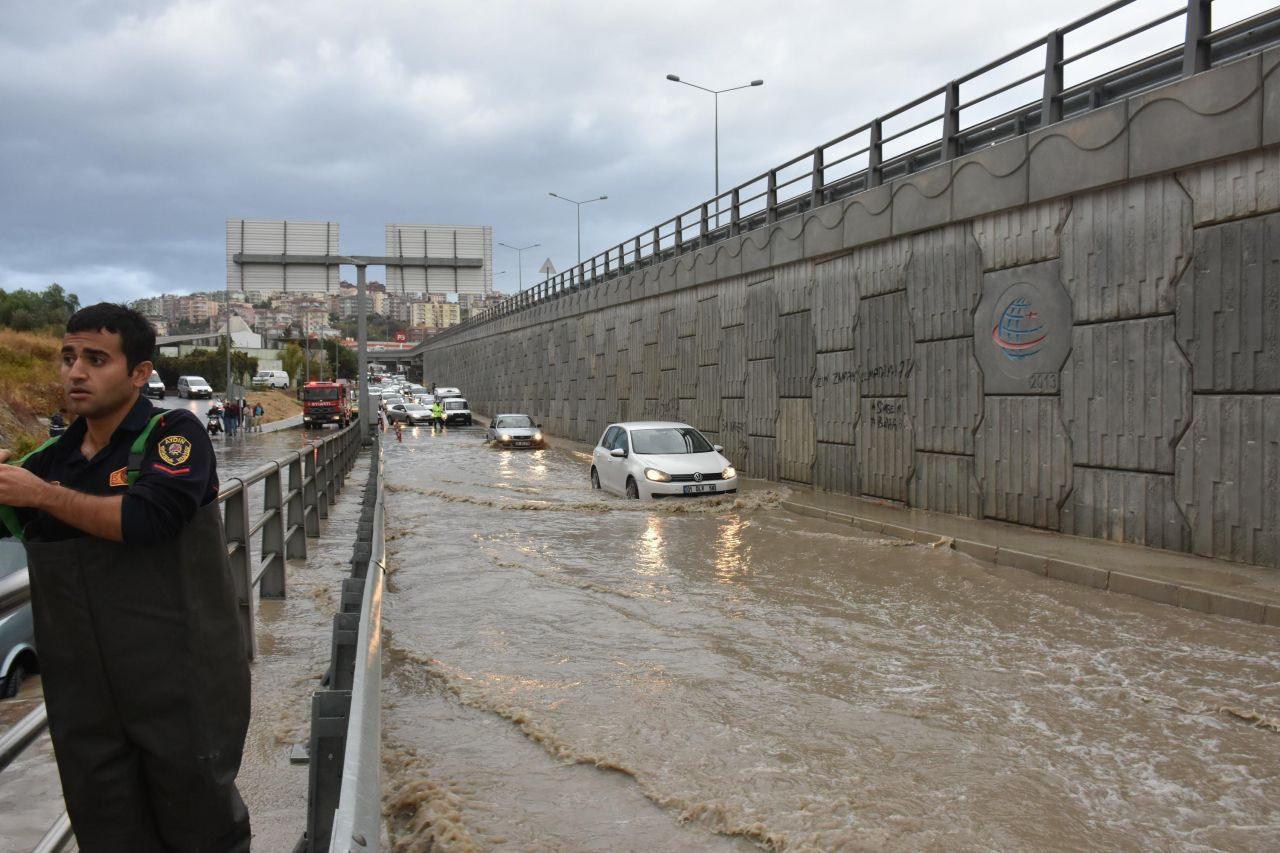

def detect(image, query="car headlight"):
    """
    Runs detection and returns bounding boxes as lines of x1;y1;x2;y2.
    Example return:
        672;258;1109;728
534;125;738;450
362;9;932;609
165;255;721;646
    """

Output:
500;434;511;442
644;468;671;482
722;465;736;480
533;432;543;442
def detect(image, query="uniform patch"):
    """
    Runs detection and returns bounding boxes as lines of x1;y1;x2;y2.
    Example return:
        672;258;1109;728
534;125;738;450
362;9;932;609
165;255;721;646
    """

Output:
108;466;128;487
158;435;192;466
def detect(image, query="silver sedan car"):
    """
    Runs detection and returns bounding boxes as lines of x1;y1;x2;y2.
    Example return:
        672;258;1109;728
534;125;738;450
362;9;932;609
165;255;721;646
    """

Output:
486;414;545;449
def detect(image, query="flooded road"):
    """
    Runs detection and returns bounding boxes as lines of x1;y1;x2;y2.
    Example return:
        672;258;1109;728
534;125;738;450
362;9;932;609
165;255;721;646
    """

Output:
382;425;1280;851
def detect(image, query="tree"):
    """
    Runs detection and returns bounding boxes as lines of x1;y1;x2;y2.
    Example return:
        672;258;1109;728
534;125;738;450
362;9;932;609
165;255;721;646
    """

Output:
0;283;81;332
281;342;303;386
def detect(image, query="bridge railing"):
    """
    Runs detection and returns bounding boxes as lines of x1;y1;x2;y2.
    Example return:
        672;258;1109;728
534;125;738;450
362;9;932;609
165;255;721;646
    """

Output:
0;421;364;852
299;440;384;853
445;0;1280;333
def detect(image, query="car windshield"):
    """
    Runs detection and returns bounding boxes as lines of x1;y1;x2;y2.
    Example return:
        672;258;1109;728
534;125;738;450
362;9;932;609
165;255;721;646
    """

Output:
405;404;429;413
631;427;713;455
495;416;534;428
445;400;466;410
303;388;339;401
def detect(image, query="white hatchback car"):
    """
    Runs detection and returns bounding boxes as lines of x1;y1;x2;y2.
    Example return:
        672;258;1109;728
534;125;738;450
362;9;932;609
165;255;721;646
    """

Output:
590;421;738;499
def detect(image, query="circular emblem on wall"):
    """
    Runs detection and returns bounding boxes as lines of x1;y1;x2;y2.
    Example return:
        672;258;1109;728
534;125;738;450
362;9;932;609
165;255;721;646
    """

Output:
993;296;1046;361
973;261;1073;395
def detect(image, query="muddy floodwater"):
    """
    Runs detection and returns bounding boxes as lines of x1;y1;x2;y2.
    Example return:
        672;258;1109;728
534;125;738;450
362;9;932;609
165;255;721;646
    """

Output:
379;425;1280;851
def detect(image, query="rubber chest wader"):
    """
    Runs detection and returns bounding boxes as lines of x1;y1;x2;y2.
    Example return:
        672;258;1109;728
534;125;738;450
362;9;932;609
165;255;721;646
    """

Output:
9;415;251;851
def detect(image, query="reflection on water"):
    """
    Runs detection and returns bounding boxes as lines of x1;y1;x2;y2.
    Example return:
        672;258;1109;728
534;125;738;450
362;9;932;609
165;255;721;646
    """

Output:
379;426;1280;852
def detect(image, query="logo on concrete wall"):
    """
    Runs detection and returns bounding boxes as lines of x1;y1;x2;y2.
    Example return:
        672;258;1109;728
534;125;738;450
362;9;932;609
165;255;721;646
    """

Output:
974;260;1071;394
993;296;1045;360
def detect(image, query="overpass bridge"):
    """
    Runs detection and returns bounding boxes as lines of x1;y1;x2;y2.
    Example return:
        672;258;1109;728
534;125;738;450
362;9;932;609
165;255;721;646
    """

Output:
414;0;1280;578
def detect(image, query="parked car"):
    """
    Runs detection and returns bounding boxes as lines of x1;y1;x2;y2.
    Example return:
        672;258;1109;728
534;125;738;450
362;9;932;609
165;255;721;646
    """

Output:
590;421;738;499
0;541;37;699
176;375;214;399
252;370;290;389
441;398;472;426
487;414;544;449
145;370;166;399
385;403;434;425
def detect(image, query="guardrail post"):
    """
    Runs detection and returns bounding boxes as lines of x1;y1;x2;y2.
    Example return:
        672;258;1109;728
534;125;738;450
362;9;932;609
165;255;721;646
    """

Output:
260;464;285;599
303;449;320;535
224;482;257;660
315;445;330;521
325;440;338;508
810;146;824;210
868;120;883;188
305;690;350;852
1184;0;1211;75
730;188;741;235
651;227;661;263
675;214;683;253
766;170;778;224
287;454;307;559
700;202;709;243
942;80;961;159
1042;31;1064;127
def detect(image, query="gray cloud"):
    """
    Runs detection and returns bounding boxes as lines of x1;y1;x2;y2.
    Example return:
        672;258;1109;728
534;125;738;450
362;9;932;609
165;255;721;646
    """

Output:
2;0;1262;304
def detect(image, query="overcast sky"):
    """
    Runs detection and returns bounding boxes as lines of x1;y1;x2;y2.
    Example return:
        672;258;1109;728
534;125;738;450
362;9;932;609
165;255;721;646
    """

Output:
1;0;1270;304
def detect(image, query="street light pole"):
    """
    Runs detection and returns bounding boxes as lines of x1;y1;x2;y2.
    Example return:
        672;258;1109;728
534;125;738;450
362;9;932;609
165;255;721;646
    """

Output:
497;242;540;291
665;74;764;211
548;192;608;265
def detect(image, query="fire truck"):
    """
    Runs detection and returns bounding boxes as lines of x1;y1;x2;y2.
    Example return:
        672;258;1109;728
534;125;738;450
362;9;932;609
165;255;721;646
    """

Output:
302;381;352;429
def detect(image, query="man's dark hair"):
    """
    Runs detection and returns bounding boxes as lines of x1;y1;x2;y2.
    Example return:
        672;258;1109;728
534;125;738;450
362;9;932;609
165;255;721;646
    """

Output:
66;303;157;371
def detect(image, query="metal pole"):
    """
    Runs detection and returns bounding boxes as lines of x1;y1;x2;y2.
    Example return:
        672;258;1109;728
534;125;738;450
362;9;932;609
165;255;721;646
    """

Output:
576;204;581;265
356;265;370;442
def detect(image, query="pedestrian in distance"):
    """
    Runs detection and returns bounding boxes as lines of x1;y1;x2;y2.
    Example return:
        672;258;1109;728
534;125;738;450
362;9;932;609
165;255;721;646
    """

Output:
224;396;240;438
252;401;265;432
0;303;251;851
394;418;403;443
48;407;69;436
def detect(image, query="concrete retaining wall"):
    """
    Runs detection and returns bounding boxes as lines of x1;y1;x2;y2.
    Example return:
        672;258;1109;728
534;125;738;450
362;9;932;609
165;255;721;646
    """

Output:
421;51;1280;572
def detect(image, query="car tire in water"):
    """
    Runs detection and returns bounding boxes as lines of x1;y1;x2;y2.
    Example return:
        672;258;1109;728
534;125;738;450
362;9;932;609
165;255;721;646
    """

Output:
590;467;600;490
2;664;26;699
625;477;639;500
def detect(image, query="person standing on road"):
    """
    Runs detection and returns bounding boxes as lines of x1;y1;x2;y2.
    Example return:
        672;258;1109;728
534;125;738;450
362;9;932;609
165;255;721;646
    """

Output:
253;401;265;432
0;303;251;851
431;399;444;433
224;396;241;438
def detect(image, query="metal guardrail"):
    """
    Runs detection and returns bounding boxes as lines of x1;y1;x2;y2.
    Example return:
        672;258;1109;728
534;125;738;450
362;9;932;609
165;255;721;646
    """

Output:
298;441;383;853
0;420;364;852
440;0;1280;335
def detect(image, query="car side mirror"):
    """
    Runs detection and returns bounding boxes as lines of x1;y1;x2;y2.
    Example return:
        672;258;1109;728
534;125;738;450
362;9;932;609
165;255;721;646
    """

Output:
537;423;543;428
713;444;724;453
609;447;626;458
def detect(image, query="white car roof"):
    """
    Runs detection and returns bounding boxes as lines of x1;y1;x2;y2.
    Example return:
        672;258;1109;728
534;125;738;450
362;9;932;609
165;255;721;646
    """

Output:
609;421;695;431
494;413;535;419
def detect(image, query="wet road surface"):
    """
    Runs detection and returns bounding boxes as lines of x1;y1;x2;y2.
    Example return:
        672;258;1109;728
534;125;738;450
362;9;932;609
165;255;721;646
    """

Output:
381;424;1280;851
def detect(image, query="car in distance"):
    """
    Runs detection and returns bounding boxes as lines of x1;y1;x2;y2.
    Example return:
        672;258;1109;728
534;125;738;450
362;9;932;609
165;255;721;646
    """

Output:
252;370;290;389
385;402;433;425
145;370;166;399
441;397;472;426
590;421;738;499
176;375;214;399
433;386;462;401
487;414;544;448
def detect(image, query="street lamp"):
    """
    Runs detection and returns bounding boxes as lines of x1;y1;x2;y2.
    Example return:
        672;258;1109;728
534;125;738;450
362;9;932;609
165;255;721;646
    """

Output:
666;74;764;211
548;192;607;265
497;242;540;291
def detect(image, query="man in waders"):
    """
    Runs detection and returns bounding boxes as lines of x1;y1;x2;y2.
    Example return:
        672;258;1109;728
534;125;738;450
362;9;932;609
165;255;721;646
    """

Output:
0;303;251;852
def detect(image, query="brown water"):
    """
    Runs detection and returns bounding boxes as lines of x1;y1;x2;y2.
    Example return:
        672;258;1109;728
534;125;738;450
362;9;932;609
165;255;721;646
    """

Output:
381;425;1280;851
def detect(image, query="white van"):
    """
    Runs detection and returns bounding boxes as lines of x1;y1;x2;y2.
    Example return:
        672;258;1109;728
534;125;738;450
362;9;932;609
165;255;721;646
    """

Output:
176;376;214;399
253;370;290;389
434;386;461;401
145;370;166;399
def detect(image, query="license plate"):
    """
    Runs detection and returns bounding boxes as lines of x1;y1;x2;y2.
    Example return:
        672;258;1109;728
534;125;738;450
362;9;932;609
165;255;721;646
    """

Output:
683;483;716;494
513;440;530;447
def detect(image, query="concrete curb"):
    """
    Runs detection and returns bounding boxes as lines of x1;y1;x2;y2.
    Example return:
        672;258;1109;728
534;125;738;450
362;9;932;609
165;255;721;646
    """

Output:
780;499;1280;628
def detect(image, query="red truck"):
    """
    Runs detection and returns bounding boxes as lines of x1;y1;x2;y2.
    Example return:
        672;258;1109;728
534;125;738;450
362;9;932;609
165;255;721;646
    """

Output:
302;381;352;429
